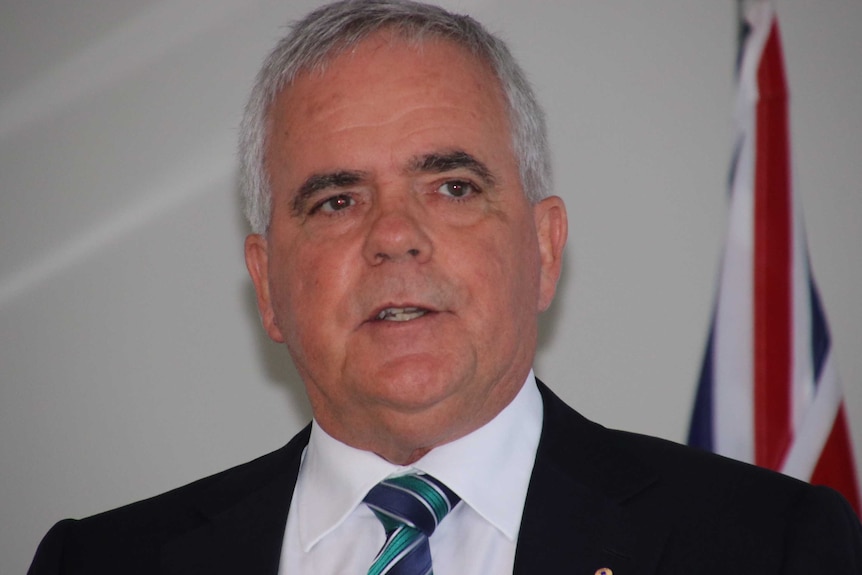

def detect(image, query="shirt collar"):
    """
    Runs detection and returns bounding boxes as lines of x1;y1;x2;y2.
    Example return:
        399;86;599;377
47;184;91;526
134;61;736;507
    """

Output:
295;371;543;550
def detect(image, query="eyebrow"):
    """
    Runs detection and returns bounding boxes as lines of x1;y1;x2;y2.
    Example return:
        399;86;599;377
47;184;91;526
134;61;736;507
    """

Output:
291;170;367;215
407;150;496;185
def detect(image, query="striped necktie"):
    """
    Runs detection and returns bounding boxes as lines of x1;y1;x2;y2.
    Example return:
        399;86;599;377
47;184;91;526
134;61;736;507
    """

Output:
363;473;460;575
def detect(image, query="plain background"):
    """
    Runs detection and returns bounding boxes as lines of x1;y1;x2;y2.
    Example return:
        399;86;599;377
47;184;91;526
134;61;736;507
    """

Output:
2;1;860;572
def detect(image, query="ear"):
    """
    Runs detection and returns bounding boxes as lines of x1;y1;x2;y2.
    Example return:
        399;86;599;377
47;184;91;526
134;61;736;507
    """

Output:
533;195;568;312
244;234;285;343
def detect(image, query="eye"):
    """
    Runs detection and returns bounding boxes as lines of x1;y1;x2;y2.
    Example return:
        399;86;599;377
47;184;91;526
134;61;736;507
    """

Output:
436;180;478;199
312;194;355;214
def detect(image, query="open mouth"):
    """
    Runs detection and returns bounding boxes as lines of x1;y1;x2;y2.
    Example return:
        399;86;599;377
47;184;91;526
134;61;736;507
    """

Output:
374;306;430;322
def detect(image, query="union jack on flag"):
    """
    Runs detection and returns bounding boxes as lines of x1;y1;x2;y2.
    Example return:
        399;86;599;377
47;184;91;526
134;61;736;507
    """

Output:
687;0;860;515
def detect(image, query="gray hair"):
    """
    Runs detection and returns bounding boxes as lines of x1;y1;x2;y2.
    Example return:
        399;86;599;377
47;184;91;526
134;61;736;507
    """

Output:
239;0;551;234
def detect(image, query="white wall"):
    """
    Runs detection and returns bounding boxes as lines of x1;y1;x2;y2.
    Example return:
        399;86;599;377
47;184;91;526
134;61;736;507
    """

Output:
2;1;860;572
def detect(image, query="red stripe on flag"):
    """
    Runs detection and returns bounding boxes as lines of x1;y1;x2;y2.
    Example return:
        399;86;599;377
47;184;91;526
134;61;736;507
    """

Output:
753;21;793;470
810;406;862;516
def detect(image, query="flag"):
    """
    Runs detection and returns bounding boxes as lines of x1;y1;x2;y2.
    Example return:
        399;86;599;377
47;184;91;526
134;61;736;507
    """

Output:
687;0;860;514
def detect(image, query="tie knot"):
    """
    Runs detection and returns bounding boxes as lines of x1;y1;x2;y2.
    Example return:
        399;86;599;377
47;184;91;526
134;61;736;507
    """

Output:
364;473;460;537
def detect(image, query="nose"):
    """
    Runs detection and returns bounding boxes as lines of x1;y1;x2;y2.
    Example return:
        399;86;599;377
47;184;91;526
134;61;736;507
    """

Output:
362;197;432;265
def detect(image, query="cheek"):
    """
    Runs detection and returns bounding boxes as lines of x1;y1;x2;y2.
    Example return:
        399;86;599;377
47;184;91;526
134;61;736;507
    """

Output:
273;244;356;332
487;221;542;312
456;228;534;314
265;245;313;331
272;265;339;370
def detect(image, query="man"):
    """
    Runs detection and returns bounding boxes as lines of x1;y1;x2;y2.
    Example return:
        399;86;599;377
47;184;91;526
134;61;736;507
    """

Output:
29;1;862;574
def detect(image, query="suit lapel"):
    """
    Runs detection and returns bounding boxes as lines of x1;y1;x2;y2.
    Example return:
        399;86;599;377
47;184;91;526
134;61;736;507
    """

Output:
161;426;310;575
514;382;670;575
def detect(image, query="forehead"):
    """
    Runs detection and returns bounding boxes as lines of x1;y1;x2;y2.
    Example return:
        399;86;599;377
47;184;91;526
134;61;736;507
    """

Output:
266;32;513;165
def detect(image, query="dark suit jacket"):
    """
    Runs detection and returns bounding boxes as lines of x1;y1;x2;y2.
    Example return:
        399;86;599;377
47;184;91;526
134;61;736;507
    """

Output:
29;381;862;574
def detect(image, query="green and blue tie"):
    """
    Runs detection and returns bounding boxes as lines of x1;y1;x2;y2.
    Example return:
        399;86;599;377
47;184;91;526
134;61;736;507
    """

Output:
363;473;460;575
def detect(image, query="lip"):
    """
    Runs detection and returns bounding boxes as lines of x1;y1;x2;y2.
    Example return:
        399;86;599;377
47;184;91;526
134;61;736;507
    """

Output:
365;303;439;324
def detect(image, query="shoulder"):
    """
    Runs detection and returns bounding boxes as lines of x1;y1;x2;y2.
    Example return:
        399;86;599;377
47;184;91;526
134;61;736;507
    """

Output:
613;428;862;571
535;380;862;571
538;380;816;515
537;378;842;509
75;424;308;536
28;425;310;575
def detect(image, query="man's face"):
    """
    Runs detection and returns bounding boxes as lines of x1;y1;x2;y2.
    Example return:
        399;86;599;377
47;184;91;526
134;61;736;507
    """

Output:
245;32;566;463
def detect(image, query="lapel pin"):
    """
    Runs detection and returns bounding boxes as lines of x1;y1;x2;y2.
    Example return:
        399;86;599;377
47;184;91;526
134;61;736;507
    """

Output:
595;569;613;575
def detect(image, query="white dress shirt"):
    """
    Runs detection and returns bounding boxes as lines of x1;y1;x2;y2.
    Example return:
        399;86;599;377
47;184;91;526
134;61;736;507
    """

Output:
278;371;544;574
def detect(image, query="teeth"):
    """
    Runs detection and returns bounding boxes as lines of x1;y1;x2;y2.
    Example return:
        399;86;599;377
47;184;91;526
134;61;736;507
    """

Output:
376;307;428;322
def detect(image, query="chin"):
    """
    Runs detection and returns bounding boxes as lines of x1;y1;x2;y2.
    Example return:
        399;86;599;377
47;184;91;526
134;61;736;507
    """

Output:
360;354;470;412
